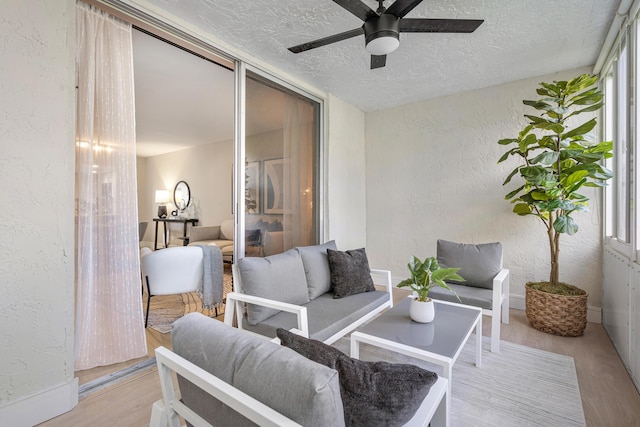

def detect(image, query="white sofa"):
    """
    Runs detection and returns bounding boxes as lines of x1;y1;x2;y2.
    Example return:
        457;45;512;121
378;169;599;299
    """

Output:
224;241;394;344
150;313;449;427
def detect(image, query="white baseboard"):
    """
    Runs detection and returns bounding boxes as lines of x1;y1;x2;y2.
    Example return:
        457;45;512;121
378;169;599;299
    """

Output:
0;377;78;426
510;295;602;324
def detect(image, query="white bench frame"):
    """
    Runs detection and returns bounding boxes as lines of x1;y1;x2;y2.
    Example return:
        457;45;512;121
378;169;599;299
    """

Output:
223;265;393;344
149;345;449;427
488;268;510;353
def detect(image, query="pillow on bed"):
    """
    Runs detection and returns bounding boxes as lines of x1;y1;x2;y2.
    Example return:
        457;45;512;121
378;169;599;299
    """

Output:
326;248;375;299
277;328;438;427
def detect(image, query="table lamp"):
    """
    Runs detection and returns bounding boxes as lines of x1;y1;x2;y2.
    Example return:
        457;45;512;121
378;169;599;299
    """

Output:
155;189;169;218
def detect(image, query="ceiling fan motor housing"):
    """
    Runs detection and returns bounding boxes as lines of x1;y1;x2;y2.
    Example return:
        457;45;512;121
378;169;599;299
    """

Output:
364;14;400;54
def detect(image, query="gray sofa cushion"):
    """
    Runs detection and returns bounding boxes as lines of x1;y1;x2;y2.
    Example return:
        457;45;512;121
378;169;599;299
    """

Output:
428;282;494;310
238;248;310;325
242;290;390;342
298;240;338;300
277;328;438;427
172;313;345;427
327;248;375;299
437;239;503;290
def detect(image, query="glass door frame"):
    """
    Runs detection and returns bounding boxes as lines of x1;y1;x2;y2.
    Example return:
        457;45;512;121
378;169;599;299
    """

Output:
233;63;325;261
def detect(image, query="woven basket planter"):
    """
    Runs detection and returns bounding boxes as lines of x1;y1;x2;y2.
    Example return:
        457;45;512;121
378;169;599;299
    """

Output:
525;283;588;337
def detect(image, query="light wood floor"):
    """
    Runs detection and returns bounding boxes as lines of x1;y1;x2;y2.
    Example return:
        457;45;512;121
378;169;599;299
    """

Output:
41;289;640;427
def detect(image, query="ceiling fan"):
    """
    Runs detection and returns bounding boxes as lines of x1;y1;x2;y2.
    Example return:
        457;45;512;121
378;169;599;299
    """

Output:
288;0;484;69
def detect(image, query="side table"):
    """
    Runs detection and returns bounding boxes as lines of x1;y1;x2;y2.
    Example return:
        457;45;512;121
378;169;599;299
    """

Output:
153;218;198;250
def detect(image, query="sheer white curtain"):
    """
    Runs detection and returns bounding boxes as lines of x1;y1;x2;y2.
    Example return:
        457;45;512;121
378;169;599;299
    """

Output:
282;96;314;249
75;2;146;370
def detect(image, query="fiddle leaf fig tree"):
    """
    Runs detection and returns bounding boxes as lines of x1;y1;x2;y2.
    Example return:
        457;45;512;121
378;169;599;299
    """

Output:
497;74;613;287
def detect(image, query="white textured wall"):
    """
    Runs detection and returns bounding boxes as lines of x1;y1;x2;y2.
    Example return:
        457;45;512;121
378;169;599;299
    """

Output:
365;66;605;308
0;0;77;422
327;94;367;249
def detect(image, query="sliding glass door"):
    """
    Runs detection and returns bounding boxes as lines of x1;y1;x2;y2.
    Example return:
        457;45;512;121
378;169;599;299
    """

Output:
238;69;321;258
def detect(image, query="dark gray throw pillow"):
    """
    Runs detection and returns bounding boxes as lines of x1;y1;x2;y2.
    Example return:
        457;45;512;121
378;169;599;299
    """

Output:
327;248;375;299
277;328;438;427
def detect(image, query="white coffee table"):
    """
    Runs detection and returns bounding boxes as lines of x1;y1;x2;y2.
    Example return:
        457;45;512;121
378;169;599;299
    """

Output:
350;297;482;399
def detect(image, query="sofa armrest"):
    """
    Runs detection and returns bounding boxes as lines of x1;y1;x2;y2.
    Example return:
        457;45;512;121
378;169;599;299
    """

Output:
493;268;509;319
151;346;302;427
223;292;310;338
370;268;393;307
189;226;220;243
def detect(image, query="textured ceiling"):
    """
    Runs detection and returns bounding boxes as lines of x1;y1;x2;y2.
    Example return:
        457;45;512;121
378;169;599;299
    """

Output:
140;0;619;112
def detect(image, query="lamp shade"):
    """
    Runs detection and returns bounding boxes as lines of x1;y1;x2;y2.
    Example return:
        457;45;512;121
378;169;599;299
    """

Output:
155;189;170;204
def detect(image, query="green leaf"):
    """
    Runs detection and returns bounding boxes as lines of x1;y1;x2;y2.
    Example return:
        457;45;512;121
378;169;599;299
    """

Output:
523;100;552;110
570;92;603;106
531;190;550;201
518;124;533;139
498;138;517;146
520;165;550;185
540;82;561;96
588;140;613;153
502;167;521;185
505;185;525;200
531;151;559;165
518;133;537;153
564;170;589;186
562;118;597;139
513;203;533;215
554;215;579;235
569;102;604;116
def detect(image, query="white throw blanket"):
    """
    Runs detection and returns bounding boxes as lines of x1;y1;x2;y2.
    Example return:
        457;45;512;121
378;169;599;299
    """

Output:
198;245;224;309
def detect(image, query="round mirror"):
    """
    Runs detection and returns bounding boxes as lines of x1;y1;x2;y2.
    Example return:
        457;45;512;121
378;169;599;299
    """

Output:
173;181;191;211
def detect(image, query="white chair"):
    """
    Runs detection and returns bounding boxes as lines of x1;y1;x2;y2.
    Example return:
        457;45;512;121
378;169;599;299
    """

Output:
428;239;509;353
140;246;204;328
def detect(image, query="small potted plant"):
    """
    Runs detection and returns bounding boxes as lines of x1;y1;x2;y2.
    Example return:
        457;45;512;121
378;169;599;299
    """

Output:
397;256;463;323
497;74;613;336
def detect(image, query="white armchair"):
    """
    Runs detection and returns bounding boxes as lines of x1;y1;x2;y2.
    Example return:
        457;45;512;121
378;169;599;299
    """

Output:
140;246;204;327
427;239;509;353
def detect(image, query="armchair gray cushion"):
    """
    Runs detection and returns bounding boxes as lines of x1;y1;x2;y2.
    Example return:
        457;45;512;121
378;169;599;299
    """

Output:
436;239;502;290
277;328;438;427
298;240;338;300
172;313;345;427
238;248;310;325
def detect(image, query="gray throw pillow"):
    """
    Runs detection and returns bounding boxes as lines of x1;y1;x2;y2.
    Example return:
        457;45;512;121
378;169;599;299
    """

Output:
327;248;375;299
238;249;310;325
437;239;503;289
277;328;438;427
297;240;338;300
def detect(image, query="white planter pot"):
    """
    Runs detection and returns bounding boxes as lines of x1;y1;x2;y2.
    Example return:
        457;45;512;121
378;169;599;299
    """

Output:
410;298;435;323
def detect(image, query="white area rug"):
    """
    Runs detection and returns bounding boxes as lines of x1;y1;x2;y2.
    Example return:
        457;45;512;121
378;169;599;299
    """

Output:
333;335;585;427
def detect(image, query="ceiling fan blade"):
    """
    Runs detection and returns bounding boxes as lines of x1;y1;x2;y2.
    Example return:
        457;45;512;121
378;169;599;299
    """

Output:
333;0;378;22
288;27;364;53
385;0;424;18
371;55;387;69
400;18;484;33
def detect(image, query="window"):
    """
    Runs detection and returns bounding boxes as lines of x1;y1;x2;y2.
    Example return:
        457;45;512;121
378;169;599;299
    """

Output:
603;25;634;254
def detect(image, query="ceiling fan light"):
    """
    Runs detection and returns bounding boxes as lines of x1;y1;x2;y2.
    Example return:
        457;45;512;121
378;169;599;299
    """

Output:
365;34;400;55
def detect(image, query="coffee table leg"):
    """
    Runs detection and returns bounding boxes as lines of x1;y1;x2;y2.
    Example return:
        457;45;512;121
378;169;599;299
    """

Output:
350;333;361;359
476;313;482;367
443;362;453;399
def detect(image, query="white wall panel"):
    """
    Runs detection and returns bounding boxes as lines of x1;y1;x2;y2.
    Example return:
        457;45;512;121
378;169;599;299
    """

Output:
632;263;640;390
603;247;631;372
